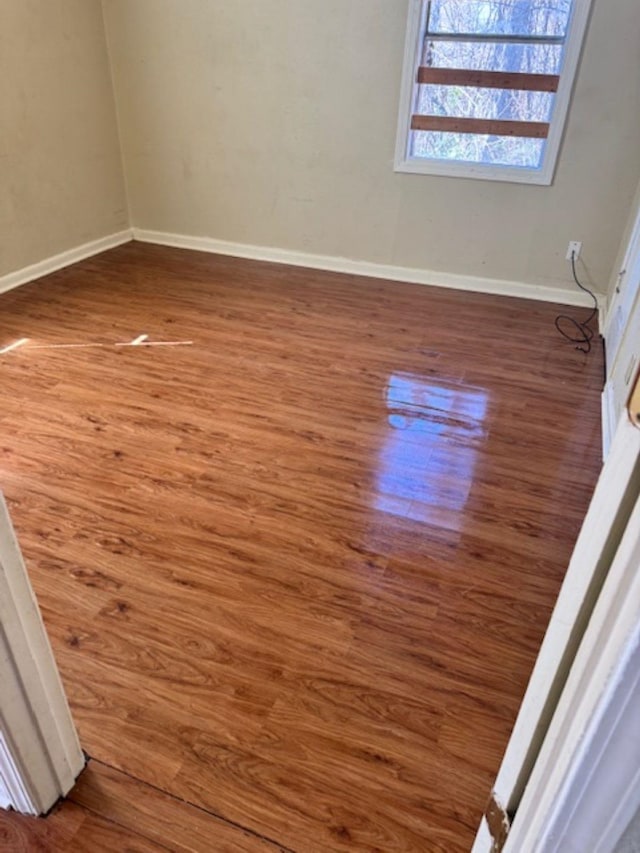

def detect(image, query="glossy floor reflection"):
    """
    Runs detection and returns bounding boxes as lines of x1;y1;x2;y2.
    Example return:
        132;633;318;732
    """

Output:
0;243;604;852
376;374;488;527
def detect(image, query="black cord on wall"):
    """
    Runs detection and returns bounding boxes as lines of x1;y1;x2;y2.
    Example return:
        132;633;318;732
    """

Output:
555;252;599;353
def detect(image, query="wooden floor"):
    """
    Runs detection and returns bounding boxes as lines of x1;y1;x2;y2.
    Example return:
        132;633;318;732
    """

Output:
0;243;603;852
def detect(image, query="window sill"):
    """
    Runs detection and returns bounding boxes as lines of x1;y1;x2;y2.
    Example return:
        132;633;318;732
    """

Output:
393;156;555;185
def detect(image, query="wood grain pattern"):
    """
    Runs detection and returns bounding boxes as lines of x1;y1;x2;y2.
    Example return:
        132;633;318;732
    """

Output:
411;114;550;138
0;799;166;852
0;243;603;851
417;67;560;92
69;761;286;852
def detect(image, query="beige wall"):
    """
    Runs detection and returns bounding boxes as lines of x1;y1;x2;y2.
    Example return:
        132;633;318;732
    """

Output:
102;0;640;296
3;0;638;297
0;0;128;277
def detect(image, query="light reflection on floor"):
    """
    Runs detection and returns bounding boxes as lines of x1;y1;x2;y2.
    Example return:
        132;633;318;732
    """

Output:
374;373;489;528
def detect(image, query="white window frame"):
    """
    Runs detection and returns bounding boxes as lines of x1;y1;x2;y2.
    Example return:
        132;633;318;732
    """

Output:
394;0;594;185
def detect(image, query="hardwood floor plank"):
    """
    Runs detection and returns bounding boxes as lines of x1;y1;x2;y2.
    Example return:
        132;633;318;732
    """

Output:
0;243;604;851
69;761;287;852
0;802;85;852
64;810;170;853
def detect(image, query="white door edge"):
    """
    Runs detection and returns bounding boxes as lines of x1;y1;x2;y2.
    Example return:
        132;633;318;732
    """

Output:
601;384;616;459
604;200;640;358
471;412;640;852
0;733;39;814
505;421;640;851
494;410;638;807
0;493;84;815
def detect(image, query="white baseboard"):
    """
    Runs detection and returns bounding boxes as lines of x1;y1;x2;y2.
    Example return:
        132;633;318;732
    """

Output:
0;225;601;312
0;230;133;296
133;228;598;308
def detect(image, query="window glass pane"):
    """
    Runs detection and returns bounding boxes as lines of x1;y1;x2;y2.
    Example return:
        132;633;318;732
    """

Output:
409;130;546;168
421;39;563;75
415;85;555;123
427;0;572;39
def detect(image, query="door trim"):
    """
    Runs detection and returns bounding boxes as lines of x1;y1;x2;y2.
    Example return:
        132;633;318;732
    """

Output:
603;197;640;363
473;401;640;852
0;494;84;815
490;411;639;812
504;416;640;850
473;412;640;853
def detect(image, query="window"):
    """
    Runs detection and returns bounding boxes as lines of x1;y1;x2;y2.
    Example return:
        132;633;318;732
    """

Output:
394;0;593;184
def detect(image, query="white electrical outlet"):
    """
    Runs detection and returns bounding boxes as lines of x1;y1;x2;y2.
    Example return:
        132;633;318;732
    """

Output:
566;241;582;261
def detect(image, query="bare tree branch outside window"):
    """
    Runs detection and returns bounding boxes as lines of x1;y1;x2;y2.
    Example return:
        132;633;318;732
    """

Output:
410;0;572;167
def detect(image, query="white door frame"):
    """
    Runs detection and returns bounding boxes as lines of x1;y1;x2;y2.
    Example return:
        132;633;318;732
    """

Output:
0;494;84;815
471;195;640;851
604;197;640;366
505;413;640;851
602;192;640;457
473;407;640;851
